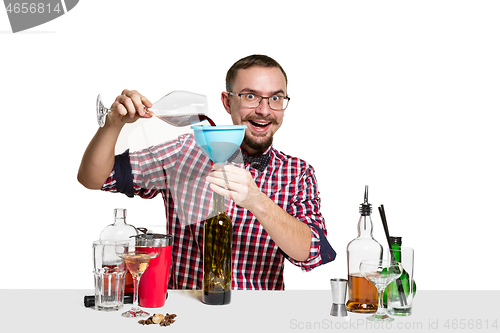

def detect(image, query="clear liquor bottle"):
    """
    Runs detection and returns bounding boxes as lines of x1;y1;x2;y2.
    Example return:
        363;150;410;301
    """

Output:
99;208;139;294
346;186;383;313
99;208;139;242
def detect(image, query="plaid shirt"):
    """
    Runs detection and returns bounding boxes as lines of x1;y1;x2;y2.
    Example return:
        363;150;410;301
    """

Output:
102;133;336;290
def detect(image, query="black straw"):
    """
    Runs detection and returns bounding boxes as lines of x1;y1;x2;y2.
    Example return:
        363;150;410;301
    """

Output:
378;205;407;306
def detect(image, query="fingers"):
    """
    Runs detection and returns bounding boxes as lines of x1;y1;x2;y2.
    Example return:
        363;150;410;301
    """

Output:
209;183;233;199
207;166;250;196
208;176;243;204
207;165;253;206
211;164;244;175
111;89;153;121
206;172;232;190
208;165;246;185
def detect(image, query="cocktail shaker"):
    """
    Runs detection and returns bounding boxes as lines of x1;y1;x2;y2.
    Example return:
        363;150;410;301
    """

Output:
136;233;173;308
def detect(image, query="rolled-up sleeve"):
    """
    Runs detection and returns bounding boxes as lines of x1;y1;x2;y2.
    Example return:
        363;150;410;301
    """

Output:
102;132;189;199
102;148;160;199
284;165;336;271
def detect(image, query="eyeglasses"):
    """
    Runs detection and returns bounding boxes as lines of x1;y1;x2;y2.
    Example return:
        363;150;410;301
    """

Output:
228;92;290;111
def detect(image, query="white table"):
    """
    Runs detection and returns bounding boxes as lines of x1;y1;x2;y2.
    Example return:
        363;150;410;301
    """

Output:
1;289;498;332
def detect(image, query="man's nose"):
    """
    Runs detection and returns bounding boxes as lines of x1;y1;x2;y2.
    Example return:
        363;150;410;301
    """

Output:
255;98;272;116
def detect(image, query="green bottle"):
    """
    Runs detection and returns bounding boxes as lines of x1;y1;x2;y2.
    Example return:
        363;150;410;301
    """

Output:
383;237;416;315
202;192;232;305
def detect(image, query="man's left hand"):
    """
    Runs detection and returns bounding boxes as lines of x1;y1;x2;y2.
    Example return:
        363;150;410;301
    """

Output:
206;164;262;209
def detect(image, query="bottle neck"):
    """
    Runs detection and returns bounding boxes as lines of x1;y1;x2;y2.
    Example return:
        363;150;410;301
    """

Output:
113;218;126;226
212;193;226;214
390;243;402;262
114;208;127;226
357;215;374;237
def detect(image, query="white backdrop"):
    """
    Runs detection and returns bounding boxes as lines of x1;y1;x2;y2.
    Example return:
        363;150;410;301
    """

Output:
1;0;499;290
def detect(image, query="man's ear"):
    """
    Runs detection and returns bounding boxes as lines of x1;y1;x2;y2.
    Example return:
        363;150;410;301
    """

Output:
221;92;231;115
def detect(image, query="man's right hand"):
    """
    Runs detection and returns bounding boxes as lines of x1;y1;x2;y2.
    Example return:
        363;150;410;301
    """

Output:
78;89;153;189
106;89;153;127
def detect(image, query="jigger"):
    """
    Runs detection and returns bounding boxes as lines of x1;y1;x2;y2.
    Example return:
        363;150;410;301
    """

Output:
330;278;348;317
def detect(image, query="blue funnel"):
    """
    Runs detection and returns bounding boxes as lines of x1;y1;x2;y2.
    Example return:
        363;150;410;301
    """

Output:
191;125;247;164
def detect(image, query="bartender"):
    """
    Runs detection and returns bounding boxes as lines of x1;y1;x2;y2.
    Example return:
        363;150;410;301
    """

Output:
78;54;336;290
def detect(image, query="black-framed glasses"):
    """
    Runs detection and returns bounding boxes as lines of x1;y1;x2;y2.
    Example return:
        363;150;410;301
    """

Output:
228;92;290;111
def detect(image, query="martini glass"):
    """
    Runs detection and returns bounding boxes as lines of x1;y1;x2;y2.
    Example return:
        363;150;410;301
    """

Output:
96;90;210;127
115;239;160;318
359;259;402;322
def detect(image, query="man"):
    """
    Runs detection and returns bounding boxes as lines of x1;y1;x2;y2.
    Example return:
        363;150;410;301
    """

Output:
78;54;336;290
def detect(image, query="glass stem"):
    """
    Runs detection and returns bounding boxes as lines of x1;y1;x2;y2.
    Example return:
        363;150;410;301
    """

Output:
377;288;385;315
132;274;141;309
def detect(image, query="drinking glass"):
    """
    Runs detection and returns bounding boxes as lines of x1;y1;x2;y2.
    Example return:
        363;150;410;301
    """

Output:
359;259;402;322
386;247;415;316
96;90;210;127
115;239;161;318
93;241;127;311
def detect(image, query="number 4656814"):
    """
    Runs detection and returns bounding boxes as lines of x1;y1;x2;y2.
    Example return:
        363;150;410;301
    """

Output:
6;2;62;14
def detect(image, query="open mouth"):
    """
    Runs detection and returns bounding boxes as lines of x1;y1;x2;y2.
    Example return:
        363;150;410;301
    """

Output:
248;119;272;132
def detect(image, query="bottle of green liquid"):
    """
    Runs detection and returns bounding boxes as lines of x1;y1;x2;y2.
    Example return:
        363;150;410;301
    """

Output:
383;236;416;315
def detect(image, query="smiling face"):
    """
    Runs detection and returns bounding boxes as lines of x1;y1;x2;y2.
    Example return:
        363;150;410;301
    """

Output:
221;66;287;155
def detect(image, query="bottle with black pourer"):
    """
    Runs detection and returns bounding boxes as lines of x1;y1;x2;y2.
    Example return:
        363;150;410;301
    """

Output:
346;186;383;313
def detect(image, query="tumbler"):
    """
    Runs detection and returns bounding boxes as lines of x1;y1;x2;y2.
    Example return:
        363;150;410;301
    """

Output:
93;240;127;311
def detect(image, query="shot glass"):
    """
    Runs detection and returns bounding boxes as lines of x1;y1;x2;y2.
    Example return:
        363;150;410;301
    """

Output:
386;247;415;316
93;241;127;311
330;278;348;317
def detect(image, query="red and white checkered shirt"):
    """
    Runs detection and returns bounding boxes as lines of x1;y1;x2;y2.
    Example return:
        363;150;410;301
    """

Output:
102;133;336;290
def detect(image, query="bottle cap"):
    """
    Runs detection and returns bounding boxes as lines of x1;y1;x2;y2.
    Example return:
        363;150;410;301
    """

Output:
84;295;94;307
389;236;402;245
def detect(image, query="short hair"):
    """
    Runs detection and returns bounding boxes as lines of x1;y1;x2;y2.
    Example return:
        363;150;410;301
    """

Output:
225;54;288;92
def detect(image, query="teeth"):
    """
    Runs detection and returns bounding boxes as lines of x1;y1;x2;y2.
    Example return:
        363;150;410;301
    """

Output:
252;121;269;126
